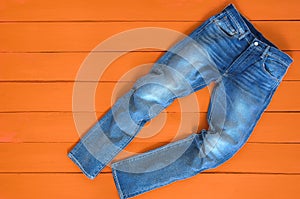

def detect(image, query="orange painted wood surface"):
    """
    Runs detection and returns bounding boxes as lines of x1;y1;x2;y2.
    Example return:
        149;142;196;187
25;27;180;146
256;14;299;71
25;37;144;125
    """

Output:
0;81;299;112
0;0;299;199
0;22;299;52
0;0;299;21
0;51;299;81
0;174;299;199
0;143;299;173
0;112;299;143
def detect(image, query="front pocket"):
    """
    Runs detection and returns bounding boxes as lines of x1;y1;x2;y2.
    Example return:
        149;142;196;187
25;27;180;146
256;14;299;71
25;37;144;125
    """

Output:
261;56;287;82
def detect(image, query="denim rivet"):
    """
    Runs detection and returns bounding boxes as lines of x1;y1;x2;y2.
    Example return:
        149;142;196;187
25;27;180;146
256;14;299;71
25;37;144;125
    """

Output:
254;42;259;46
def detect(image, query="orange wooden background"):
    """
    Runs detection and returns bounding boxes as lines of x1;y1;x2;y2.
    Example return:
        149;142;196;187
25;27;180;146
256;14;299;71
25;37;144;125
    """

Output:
0;0;299;198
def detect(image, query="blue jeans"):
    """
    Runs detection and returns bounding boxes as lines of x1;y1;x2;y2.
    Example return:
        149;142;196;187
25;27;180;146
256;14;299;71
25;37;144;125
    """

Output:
68;4;293;198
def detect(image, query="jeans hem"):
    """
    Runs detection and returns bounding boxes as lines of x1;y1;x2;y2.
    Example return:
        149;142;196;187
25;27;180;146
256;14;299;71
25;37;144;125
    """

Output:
112;167;126;199
68;151;96;180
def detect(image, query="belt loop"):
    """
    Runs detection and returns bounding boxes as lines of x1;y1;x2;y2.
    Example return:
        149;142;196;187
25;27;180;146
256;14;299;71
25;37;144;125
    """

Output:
261;46;270;59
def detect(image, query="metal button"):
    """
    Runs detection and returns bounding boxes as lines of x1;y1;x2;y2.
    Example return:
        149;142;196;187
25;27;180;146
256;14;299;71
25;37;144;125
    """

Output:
254;41;259;46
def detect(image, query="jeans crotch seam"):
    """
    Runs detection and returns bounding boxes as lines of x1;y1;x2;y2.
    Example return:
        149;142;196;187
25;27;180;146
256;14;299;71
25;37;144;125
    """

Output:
215;75;223;83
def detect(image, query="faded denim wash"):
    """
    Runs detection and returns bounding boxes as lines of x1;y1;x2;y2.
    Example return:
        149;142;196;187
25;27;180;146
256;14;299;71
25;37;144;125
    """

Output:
68;4;293;198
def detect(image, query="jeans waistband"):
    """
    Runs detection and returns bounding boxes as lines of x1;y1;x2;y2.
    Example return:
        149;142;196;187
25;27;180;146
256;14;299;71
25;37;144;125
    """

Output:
223;4;293;67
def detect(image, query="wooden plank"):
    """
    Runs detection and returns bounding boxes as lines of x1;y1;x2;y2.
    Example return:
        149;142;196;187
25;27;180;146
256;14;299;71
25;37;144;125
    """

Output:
0;81;299;112
0;143;299;173
0;22;299;52
0;173;299;199
0;82;206;112
0;0;299;21
0;51;299;81
0;173;118;199
0;112;299;143
0;52;162;82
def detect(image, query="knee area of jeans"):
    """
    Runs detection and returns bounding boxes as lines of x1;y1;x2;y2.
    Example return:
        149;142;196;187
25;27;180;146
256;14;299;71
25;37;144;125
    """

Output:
132;84;173;106
198;129;242;152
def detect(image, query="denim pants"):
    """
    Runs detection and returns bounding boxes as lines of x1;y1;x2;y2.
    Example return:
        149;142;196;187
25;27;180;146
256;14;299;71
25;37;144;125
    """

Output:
68;4;293;199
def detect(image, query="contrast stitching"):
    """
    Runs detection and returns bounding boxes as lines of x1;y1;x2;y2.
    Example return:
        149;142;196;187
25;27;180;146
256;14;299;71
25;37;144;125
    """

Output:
112;168;125;199
68;152;94;179
261;57;281;83
225;9;243;35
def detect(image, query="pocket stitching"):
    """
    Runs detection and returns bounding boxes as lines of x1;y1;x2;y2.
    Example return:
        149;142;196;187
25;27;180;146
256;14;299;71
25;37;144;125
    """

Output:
261;56;280;82
214;15;237;38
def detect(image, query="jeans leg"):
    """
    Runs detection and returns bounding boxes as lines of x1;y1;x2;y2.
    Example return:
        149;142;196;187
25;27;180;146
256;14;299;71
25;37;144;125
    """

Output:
68;2;254;180
110;4;293;199
68;31;218;179
111;56;291;198
109;81;264;199
110;80;231;199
